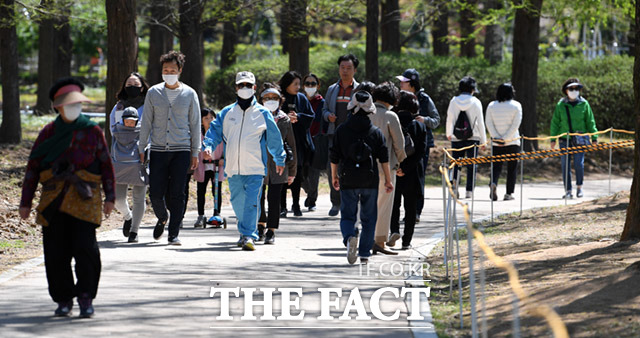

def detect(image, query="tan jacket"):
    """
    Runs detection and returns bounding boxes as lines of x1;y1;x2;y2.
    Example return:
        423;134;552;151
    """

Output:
370;102;406;171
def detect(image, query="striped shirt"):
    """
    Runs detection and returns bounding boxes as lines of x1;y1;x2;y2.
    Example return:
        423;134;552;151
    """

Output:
335;80;354;127
165;83;182;104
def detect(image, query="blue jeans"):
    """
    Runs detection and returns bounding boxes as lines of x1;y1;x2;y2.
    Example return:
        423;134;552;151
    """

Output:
228;175;264;240
559;139;584;192
149;151;191;239
339;188;378;258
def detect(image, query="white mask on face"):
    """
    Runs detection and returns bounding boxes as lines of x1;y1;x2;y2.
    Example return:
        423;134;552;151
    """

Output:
263;100;280;112
162;74;179;86
567;90;579;100
63;102;82;121
304;87;317;97
237;87;255;100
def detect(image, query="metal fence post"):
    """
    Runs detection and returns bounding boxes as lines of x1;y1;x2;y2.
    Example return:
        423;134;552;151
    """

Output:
519;140;524;216
609;128;613;194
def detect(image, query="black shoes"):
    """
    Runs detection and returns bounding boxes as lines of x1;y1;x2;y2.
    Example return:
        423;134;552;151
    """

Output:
292;205;302;217
77;294;94;318
153;218;167;240
372;243;398;255
257;224;266;242
128;232;138;243
122;218;132;237
54;300;73;317
280;207;287;218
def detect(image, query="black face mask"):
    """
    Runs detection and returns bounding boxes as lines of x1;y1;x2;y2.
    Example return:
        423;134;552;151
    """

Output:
125;86;142;99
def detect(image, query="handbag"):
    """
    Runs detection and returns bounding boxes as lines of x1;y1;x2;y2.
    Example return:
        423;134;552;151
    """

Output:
564;106;591;147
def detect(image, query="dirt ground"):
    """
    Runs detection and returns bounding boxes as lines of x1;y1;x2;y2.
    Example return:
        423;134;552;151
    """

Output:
427;191;640;338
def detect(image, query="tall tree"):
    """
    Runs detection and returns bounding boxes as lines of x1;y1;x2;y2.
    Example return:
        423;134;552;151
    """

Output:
34;0;72;116
106;0;138;146
381;0;400;53
459;0;477;57
281;0;310;75
366;0;379;83
483;0;504;65
220;0;239;69
178;0;205;104
146;0;173;86
0;0;22;144
621;0;640;241
432;3;449;56
512;0;543;151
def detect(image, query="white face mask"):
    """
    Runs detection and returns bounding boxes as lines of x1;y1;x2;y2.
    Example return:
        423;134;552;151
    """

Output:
567;90;579;100
237;87;255;100
304;87;317;97
263;100;280;112
63;102;82;121
162;74;179;86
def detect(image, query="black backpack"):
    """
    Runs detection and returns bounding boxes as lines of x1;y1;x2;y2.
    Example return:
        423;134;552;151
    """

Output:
403;128;415;157
341;127;377;185
453;110;475;140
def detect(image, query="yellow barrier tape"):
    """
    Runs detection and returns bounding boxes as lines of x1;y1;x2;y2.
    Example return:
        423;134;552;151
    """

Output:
450;140;634;167
439;166;570;338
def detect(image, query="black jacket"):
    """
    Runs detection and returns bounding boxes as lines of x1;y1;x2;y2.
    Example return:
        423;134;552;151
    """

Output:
397;110;428;181
418;89;440;148
330;113;388;190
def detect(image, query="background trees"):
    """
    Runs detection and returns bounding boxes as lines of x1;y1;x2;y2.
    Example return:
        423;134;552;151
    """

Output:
0;0;21;144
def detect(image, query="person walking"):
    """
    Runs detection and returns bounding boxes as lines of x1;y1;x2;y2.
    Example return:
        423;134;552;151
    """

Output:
139;51;201;246
257;83;297;244
370;81;406;255
550;78;598;198
109;73;150;243
395;68;439;221
301;73;326;212
322;54;360;216
330;90;393;265
389;91;427;250
445;76;486;199
485;83;522;201
193;107;225;228
19;77;115;318
278;71;315;217
203;71;286;251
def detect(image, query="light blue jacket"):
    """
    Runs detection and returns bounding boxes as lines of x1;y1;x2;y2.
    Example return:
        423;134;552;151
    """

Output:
203;98;286;177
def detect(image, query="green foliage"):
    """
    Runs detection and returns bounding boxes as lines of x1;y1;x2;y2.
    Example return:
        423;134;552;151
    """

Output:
206;48;635;133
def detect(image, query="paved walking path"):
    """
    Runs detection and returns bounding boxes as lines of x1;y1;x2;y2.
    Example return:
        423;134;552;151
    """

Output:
0;177;631;337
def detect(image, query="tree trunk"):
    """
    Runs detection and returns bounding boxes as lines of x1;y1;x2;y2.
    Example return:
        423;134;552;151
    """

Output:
366;0;379;83
432;4;449;56
380;0;400;53
34;0;55;116
179;0;205;105
106;0;138;146
483;0;504;65
621;0;640;241
52;1;72;80
279;0;290;55
284;0;309;75
511;0;542;152
220;20;238;69
0;0;22;144
459;0;477;57
146;0;174;86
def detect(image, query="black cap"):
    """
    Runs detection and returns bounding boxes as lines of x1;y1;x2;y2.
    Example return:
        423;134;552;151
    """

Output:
396;68;420;83
122;106;139;120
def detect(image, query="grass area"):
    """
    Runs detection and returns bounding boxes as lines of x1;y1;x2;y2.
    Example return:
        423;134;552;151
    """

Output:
0;240;26;250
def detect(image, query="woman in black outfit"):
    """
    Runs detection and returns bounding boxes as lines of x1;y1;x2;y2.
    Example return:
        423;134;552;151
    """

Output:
388;91;427;250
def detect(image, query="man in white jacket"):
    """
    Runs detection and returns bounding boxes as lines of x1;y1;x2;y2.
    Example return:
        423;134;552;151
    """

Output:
445;76;486;199
203;71;286;251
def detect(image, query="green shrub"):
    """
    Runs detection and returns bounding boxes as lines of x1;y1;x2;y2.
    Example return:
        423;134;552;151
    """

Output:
205;49;634;132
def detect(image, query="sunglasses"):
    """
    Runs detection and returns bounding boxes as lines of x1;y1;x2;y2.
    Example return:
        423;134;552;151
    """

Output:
304;81;317;87
567;86;580;91
236;83;253;89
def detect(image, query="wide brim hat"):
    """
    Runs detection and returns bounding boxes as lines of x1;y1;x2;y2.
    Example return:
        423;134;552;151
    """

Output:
52;84;91;108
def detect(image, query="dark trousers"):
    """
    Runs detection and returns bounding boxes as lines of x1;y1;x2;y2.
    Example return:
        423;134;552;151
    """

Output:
416;150;430;215
197;170;222;216
281;165;303;209
491;145;519;194
260;183;284;229
149;151;191;238
390;176;419;247
42;211;101;302
451;140;479;192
